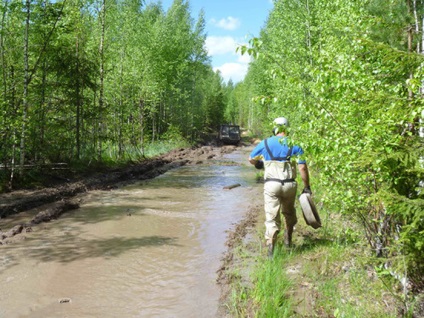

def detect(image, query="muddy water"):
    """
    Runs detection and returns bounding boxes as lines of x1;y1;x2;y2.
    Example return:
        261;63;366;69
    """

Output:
0;147;262;318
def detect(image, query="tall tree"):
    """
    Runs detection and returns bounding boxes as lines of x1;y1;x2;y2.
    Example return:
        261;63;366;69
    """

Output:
19;0;30;171
0;0;225;189
238;0;424;290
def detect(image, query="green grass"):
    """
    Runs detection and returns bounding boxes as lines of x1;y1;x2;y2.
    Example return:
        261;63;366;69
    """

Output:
84;138;191;164
143;139;190;157
0;138;192;192
222;169;420;317
223;202;406;318
252;250;295;318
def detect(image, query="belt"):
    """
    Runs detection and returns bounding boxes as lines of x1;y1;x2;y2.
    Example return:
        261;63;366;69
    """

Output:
264;178;295;184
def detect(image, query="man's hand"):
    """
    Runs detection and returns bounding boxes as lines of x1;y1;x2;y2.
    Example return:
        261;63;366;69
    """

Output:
254;160;264;169
302;186;312;195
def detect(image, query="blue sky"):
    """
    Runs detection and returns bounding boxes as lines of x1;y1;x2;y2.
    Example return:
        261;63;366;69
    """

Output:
145;0;274;83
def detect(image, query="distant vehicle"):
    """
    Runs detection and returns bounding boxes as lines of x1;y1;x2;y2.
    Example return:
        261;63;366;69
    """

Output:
219;124;241;145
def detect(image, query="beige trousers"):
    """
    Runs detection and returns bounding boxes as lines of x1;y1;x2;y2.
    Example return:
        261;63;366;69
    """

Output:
263;180;297;243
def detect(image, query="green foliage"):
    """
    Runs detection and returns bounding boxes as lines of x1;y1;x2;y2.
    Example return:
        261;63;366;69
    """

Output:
366;0;411;49
160;124;185;143
0;0;226;188
233;0;424;291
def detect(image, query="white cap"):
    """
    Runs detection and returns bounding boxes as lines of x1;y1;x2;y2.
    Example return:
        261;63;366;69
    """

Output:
273;117;289;127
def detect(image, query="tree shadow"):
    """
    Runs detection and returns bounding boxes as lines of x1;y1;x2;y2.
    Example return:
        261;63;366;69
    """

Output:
62;204;149;224
1;234;179;264
294;232;333;253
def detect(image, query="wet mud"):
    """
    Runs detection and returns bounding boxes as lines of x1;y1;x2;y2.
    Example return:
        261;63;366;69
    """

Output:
0;142;261;317
0;145;238;228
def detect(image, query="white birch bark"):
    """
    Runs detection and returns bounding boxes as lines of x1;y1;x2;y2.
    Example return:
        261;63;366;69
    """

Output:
20;0;30;171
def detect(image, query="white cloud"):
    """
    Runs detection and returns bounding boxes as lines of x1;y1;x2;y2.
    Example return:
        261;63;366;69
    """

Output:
206;36;251;83
205;36;249;57
214;63;248;83
210;16;241;31
205;36;237;56
237;53;251;64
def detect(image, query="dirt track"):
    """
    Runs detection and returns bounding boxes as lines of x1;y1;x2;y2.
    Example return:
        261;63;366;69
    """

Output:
0;144;241;243
0;142;262;317
0;145;239;214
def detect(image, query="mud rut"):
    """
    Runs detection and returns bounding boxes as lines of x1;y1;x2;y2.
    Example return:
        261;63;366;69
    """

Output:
0;143;262;316
0;143;340;318
1;144;254;240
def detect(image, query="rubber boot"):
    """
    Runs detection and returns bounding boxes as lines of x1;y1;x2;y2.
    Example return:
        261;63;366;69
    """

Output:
267;230;279;259
284;226;293;247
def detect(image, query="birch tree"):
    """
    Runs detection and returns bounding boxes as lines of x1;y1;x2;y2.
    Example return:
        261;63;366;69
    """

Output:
237;0;424;292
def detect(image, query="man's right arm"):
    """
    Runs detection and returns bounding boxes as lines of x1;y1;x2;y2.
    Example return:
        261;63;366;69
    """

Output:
249;157;258;165
249;141;265;165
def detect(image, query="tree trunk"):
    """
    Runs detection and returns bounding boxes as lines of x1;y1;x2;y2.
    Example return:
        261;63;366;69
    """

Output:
8;130;16;190
305;0;313;66
118;51;124;159
139;98;144;155
98;0;106;162
20;0;31;172
413;0;420;53
0;0;8;99
152;112;156;142
38;59;47;162
422;15;424;55
75;34;81;160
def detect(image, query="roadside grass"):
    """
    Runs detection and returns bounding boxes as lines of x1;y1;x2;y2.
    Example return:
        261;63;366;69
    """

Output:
69;139;191;173
143;139;191;158
0;138;192;192
95;139;191;164
223;200;405;317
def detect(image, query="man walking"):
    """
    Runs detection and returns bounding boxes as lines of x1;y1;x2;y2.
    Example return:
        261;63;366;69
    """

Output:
248;117;311;258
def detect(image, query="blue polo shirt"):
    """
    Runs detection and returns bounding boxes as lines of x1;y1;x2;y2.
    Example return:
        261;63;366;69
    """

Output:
250;136;306;164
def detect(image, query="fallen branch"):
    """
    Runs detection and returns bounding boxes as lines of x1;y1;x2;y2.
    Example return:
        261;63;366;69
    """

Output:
223;183;241;190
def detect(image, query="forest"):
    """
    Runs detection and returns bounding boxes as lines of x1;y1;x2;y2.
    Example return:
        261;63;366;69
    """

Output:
0;0;229;189
232;0;424;310
1;0;423;314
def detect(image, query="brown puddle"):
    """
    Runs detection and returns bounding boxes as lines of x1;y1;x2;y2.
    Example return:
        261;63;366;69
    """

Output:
0;147;262;318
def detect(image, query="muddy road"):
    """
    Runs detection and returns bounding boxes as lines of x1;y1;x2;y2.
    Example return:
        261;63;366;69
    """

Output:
0;144;263;318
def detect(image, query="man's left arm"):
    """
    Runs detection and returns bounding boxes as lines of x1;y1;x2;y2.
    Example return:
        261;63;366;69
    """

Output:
298;163;312;194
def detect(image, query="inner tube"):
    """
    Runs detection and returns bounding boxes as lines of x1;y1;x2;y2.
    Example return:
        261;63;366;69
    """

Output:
299;193;322;229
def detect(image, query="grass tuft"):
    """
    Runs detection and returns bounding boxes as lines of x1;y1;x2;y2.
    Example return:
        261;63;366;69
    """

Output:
222;193;406;317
